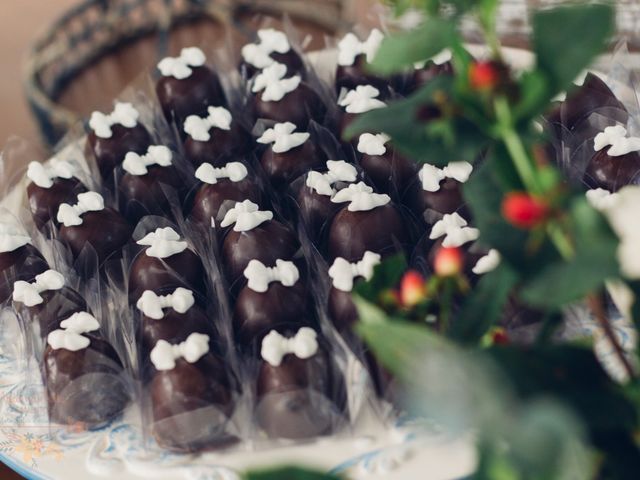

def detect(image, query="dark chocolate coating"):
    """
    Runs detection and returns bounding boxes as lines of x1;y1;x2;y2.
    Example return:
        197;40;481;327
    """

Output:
256;342;347;439
183;123;251;168
260;141;325;190
59;209;132;264
328;286;359;332
0;245;49;304
128;249;207;304
222;220;300;287
189;177;261;229
151;353;236;451
240;49;305;79
253;83;325;129
295;181;352;242
16;287;88;338
156;66;226;128
405;176;466;219
328;204;408;262
44;335;129;426
336;54;390;94
584;149;640;192
27;177;87;231
87;124;152;182
359;147;418;196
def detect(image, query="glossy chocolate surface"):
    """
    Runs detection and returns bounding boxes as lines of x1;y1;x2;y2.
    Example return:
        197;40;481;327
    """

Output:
328;286;359;332
0;245;49;304
27;177;88;231
253;83;325;129
335;54;390;94
584;149;640;192
183;123;251;168
405;176;466;219
16;287;88;338
240;49;305;80
359;147;417;196
88;124;152;182
260;140;325;190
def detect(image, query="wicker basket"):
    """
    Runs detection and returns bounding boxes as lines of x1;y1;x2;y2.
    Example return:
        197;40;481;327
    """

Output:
25;0;354;146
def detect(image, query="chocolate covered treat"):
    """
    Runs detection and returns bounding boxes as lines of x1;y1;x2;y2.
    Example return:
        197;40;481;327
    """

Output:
43;312;129;426
584;125;640;191
257;122;325;189
149;333;236;451
183;107;250;167
338;85;386;137
357;133;417;195
328;185;408;261
156;47;226;127
335;29;389;93
57;192;132;263
256;327;346;439
128;227;206;303
87;102;152;182
240;28;305;79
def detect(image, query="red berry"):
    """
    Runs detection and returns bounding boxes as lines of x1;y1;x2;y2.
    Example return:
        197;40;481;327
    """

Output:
400;270;427;307
491;328;509;345
434;247;464;277
502;192;548;229
469;61;501;91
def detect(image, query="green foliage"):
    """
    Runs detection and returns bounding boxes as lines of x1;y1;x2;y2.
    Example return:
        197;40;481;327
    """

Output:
244;467;341;480
353;253;406;303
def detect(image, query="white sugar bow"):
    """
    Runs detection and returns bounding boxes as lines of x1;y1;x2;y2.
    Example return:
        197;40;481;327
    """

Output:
586;188;618;211
257;122;310;153
150;333;210;371
430;212;479;248
56;192;105;227
122;145;173;176
136;288;195;320
339;85;386;114
472;249;501;275
306;160;357;196
137;227;188;259
330;182;390;212
195;162;248;185
89;102;139;139
330;182;373;203
244;259;299;293
241;28;291;69
47;311;100;352
419;161;473;192
13;270;65;307
329;251;381;292
594;125;640;157
252;63;301;102
220;200;273;232
157;47;206;79
0;223;31;253
261;327;318;367
184;106;232;141
357;133;390;156
338;29;384;67
27;159;75;189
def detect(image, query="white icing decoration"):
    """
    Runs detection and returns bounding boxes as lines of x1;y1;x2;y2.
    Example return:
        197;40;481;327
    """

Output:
330;182;390;212
337;29;384;67
183;106;232;142
157;47;206;79
47;311;100;352
339;85;386;114
429;212;480;248
136;288;195;320
0;223;31;253
27;159;75;189
137;227;188;259
241;28;291;69
252;63;301;102
586;188;618;211
306;160;357;196
12;270;65;307
261;327;318;367
195;162;248;185
122;145;172;176
150;333;209;371
357;133;390;156
328;251;381;292
56;192;105;227
219;200;273;232
243;259;299;293
331;182;374;204
594;125;640;157
89;102;139;139
471;249;501;275
419;161;473;192
256;122;310;153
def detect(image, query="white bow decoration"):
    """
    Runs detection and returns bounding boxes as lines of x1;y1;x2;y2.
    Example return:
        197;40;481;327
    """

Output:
338;29;384;67
331;182;373;203
220;200;273;232
586;188;618;212
339;85;386;114
137;227;188;259
261;327;319;367
157;47;206;80
241;28;291;69
594;125;640;157
472;249;501;275
357;133;390;156
430;212;480;248
306;160;357;196
0;223;31;253
195;162;248;185
419;161;473;192
330;182;390;212
27;159;75;189
57;192;105;227
136;288;195;320
243;259;299;293
150;333;210;371
89;102;139;139
13;270;65;307
329;251;381;292
122;145;173;176
252;63;301;102
184;106;232;141
47;311;100;352
257;122;310;154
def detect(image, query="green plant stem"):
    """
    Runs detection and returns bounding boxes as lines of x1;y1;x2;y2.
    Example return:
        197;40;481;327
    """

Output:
547;222;575;260
439;278;455;335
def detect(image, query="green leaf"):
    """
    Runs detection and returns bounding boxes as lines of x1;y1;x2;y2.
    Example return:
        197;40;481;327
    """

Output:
353;253;407;303
244;467;342;480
